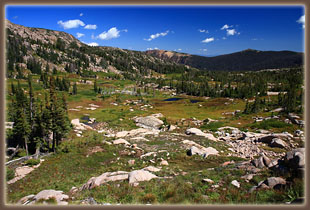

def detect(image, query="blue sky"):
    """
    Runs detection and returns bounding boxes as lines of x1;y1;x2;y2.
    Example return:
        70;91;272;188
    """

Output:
6;5;305;56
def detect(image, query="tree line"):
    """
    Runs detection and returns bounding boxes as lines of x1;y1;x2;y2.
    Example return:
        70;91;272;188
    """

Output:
7;75;71;158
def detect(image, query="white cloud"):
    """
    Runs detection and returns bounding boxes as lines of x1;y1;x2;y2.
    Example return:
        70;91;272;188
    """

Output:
122;29;128;32
97;27;121;40
84;24;97;30
297;15;305;29
222;37;227;40
88;42;99;46
57;19;85;29
144;30;169;41
198;29;209;33
221;24;232;30
80;13;83;17
91;33;95;39
146;47;159;50
201;37;214;43
226;29;240;36
76;32;85;38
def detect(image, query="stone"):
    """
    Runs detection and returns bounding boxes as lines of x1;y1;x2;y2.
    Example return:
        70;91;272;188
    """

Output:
231;180;240;188
69;187;78;195
128;160;135;165
33;190;69;205
202;178;214;184
265;177;286;189
270;138;287;148
81;197;98;205
115;131;129;138
134;115;164;130
140;152;157;159
143;166;161;172
113;139;130;145
185;128;217;141
17;194;35;205
284;148;305;169
80;171;129;190
258;135;276;144
241;174;254;181
168;125;176;131
203;147;219;158
160;160;169;166
128;170;157;184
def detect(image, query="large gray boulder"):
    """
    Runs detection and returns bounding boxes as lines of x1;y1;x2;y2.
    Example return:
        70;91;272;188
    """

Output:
185;128;217;141
134;116;164;130
18;190;69;205
128;170;157;184
284;148;305;169
80;171;129;190
251;155;272;168
187;146;218;158
270;138;287;148
265;177;286;189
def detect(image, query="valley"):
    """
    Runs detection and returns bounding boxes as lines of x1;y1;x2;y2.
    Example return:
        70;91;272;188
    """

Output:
4;20;305;205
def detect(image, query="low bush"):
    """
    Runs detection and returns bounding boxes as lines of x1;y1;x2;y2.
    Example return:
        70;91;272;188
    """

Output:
6;167;15;181
25;158;40;166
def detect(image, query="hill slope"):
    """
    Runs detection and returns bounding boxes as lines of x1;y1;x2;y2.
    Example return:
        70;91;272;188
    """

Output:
5;20;195;79
145;49;303;71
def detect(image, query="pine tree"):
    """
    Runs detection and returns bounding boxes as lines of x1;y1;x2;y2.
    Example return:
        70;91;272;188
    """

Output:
94;79;98;93
73;82;77;95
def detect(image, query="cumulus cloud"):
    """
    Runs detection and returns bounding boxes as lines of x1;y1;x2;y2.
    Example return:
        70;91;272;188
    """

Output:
146;47;159;50
80;13;83;17
84;24;97;30
226;29;240;36
76;32;85;38
97;27;121;40
227;29;236;36
221;24;232;30
57;19;85;29
88;42;99;46
144;30;169;41
198;29;209;33
297;15;305;29
201;37;214;43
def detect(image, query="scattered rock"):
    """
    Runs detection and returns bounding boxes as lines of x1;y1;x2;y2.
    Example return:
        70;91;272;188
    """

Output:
113;139;130;145
160;160;169;166
128;170;158;184
266;177;286;189
128;160;135;166
80;197;98;205
80;171;129;190
143;166;161;172
270;138;287;148
115;131;129;138
134;115;164;130
231;180;240;188
19;190;69;205
202;178;214;184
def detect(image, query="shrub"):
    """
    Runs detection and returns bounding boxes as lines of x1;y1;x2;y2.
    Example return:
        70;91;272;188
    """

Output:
6;167;15;181
200;121;224;132
250;119;292;130
140;193;157;204
25;158;40;166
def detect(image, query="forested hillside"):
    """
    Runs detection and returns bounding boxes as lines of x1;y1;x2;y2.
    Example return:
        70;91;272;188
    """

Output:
146;49;303;71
